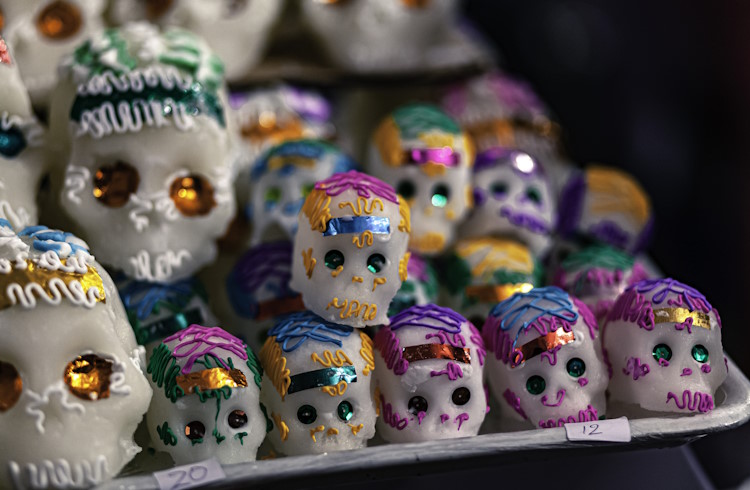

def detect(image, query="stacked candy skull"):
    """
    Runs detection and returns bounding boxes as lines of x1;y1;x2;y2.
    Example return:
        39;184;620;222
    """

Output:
259;311;377;455
291;170;411;328
603;278;727;414
0;222;151;488
368;104;474;256
146;325;266;464
373;304;487;442
388;253;439;316
483;287;607;429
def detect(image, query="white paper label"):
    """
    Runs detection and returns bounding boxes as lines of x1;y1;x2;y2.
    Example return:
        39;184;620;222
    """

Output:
564;417;632;442
154;458;226;490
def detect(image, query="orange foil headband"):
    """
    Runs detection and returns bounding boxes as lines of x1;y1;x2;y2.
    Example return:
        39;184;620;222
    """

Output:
402;344;471;364
513;327;575;368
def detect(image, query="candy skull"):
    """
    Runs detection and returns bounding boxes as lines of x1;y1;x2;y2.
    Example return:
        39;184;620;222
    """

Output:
259;311;377;455
146;325;266;464
247;139;357;246
54;24;235;283
368;104;474;255
388;253;439;316
373;304;487;442
290;170;411;328
603;278;727;414
0;223;151;488
483;286;607;429
460;147;554;257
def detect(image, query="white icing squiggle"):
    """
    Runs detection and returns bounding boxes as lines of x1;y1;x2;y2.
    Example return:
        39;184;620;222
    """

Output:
63;165;90;205
76;65;193;98
74;98;197;139
7;277;103;309
1;111;44;148
36;250;90;275
129;249;192;283
8;455;109;489
108;356;132;397
0;200;31;231
24;381;86;435
127;193;153;233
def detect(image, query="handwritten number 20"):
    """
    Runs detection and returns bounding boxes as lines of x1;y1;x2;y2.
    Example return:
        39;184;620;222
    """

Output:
167;464;209;490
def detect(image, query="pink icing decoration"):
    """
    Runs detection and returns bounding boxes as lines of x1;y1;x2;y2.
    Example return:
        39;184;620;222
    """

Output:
578;377;589;387
315;170;398;203
430;362;464;381
440;414;450;424
607;288;654;330
702;364;712;374
0;38;11;66
163;324;247;375
379;392;408;430
572;297;598;339
468;323;486;367
455;413;470;431
417;411;427;425
538;405;598;428
407;254;429;282
502;388;527;420
425;330;466;348
374;327;408;375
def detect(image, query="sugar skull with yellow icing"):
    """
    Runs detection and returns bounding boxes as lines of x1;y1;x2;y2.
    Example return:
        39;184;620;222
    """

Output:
367;104;474;256
259;311;377;455
290;170;411;328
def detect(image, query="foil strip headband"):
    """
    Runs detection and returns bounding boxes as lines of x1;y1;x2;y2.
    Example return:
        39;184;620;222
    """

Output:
653;307;711;330
512;327;575;368
402;344;471;364
288;366;357;394
322;216;390;236
405;147;460;167
465;283;535;304
176;367;248;395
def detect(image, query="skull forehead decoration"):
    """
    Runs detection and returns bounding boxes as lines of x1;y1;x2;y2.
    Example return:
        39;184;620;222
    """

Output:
558;165;653;253
259;311;377;455
247;139;357;245
553;244;649;323
373;304;487;442
291;170;411;327
368;104;474;255
603;278;727;415
482;286;608;429
0;222;152;488
146;324;266;464
460;147;554;257
388;253;439;316
57;24;236;283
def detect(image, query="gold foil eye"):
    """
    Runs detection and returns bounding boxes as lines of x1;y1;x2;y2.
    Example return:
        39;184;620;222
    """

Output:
36;1;82;41
0;361;22;412
170;174;216;217
93;161;140;208
144;0;174;20
401;0;431;7
63;354;113;401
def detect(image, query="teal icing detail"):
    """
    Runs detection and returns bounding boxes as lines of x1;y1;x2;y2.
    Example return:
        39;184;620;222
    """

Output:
234;432;248;445
71;29;136;77
245;347;263;389
441;253;473;296
561;244;634;272
392;104;461;139
493;269;536;286
190;437;203;446
147;344;185;402
156;422;178;447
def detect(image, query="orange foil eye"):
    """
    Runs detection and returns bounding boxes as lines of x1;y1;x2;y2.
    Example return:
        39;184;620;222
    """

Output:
0;361;22;412
170;174;216;217
144;0;174;20
93;161;140;208
401;0;431;7
36;1;82;41
63;354;114;401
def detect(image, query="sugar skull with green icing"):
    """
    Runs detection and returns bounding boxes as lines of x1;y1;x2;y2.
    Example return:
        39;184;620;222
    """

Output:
53;24;235;283
146;324;266;464
0;222;152;488
259;311;377;456
367;104;474;256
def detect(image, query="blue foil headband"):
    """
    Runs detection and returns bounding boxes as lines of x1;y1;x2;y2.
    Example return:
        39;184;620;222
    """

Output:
287;366;357;394
323;216;390;236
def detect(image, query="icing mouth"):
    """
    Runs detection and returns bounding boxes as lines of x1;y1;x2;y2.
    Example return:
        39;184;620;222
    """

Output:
538;404;599;428
540;389;565;407
666;390;714;413
8;455;110;489
128;249;192;283
498;206;550;235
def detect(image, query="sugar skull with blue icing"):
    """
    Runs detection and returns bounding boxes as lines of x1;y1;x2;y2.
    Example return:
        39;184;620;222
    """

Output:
460;147;554;257
373;305;487;442
259;311;377;455
290;170;411;328
483;287;607;429
146;324;266;465
388;253;439;317
603;278;727;415
247;139;357;246
367;104;474;255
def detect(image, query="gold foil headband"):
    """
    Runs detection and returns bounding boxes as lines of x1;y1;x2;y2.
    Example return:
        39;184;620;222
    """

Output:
402;344;471;364
465;283;534;303
176;367;248;395
653;308;711;330
514;328;575;367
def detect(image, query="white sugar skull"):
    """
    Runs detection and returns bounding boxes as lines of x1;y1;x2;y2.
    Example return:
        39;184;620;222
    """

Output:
0;0;106;108
460;148;554;257
553;244;649;324
367;104;474;256
558;165;653;254
373;304;487;442
259;311;377;455
0;223;152;488
290;170;410;328
53;24;235;283
301;0;458;72
247;139;357;246
603;278;727;414
109;0;282;82
146;325;266;464
0;37;46;231
388;253;439;317
483;286;607;429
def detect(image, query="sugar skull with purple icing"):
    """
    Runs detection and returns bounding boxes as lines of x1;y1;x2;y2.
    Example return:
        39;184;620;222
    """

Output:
388;253;439;317
290;170;411;328
460;147;554;257
367;104;474;255
603;278;727;415
373;305;487;442
483;287;607;429
146;325;266;464
259;311;377;455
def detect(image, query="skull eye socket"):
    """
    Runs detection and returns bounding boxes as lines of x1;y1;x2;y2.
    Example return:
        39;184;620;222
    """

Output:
93;161;140;208
407;395;428;415
0;360;22;412
692;345;709;363
228;409;248;428
170;174;217;217
297;404;317;424
566;358;586;378
63;354;114;401
185;421;205;442
451;387;471;406
652;343;673;362
526;375;546;395
223;0;248;16
0;126;26;158
431;184;450;208
144;0;174;19
396;180;416;200
525;186;543;206
264;186;282;209
324;249;345;270
337;400;354;421
36;1;82;40
366;253;386;274
490;181;508;200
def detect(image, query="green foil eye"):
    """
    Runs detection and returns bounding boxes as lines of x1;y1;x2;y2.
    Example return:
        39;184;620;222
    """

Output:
566;358;586;378
692;345;709;363
337;400;354;421
264;187;281;206
324;250;345;269
526;375;546;395
526;186;542;205
431;184;450;208
396;180;416;200
367;253;386;274
652;344;672;362
297;404;317;424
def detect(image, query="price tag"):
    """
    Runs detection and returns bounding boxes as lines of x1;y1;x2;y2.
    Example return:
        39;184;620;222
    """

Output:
564;417;631;443
154;458;226;490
